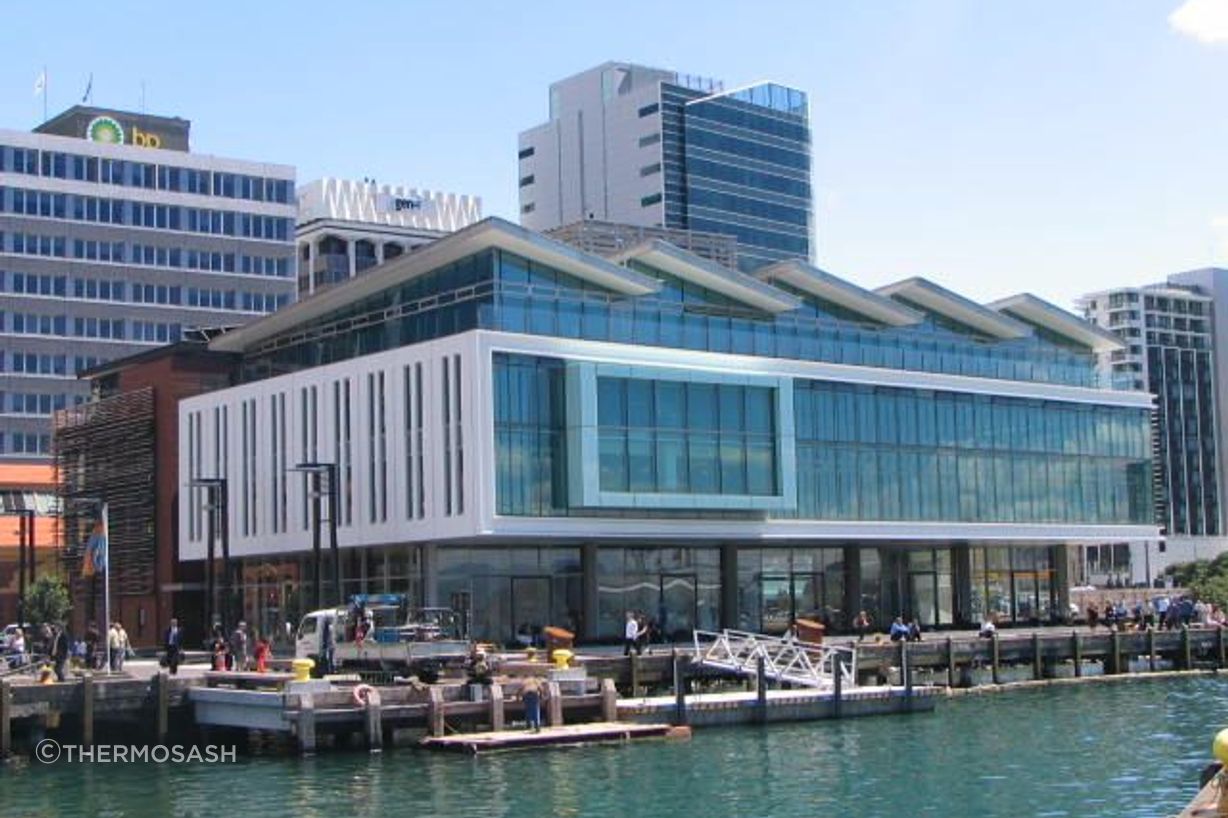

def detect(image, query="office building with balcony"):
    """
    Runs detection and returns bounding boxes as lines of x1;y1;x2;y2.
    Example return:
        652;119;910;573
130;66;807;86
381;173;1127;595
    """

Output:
518;62;812;272
174;218;1153;645
0;105;297;461
296;178;481;297
1081;274;1227;580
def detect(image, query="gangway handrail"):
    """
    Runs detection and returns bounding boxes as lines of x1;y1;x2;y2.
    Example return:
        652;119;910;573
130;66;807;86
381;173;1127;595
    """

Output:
692;628;857;689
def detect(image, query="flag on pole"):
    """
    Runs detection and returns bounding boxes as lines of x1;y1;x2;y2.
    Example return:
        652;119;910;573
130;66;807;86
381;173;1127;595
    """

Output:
82;73;93;104
33;70;46;97
82;515;107;576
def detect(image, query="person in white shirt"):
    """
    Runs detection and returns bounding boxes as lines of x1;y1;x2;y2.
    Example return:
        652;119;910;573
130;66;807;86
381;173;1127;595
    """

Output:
623;611;644;657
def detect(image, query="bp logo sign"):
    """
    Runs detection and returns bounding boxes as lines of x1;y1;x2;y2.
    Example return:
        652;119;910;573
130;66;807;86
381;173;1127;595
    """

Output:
85;116;125;145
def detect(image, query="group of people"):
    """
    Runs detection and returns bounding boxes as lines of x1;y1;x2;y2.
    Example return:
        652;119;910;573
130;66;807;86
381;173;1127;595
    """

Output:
622;611;660;656
3;621;125;680
207;621;273;673
1086;595;1224;632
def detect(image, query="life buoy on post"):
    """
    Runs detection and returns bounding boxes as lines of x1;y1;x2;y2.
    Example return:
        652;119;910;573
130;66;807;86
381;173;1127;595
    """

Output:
352;683;380;707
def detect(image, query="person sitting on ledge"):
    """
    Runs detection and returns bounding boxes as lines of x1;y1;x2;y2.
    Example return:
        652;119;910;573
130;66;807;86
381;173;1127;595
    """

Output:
978;615;997;638
889;617;910;642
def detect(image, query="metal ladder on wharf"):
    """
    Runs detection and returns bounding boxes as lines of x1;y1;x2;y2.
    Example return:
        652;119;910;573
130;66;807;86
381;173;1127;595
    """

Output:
692;629;857;689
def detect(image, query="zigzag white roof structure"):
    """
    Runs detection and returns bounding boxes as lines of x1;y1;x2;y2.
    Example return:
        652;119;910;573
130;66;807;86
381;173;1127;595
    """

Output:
297;177;481;232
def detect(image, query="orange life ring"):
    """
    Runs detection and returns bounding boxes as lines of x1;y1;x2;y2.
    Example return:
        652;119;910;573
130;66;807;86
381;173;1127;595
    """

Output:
352;683;377;706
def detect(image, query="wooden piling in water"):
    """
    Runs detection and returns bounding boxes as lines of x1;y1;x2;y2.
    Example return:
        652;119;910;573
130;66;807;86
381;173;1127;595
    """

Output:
601;679;618;722
427;687;445;738
832;660;843;719
154;671;169;742
1032;633;1043;680
756;656;767;724
1218;627;1225;670
1181;625;1192;670
488;683;504;732
990;633;1001;685
1072;631;1083;677
0;679;11;759
673;653;687;726
630;655;641;697
365;701;382;751
81;674;94;746
297;694;316;754
945;637;956;688
1110;630;1121;674
1148;628;1157;672
546;682;563;728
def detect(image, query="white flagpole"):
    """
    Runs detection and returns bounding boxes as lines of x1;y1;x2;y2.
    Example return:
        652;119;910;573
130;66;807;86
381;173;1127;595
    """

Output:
102;502;110;676
42;65;47;123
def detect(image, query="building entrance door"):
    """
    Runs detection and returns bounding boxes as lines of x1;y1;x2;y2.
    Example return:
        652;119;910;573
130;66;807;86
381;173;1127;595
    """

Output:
659;573;697;641
510;576;551;646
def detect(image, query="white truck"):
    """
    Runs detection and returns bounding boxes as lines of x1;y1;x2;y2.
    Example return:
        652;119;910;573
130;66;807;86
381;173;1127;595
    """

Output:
295;594;470;681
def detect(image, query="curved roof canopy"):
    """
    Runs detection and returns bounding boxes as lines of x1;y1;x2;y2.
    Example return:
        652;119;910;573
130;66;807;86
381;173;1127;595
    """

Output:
876;277;1031;340
756;260;924;327
989;293;1125;352
210;217;661;353
609;240;802;314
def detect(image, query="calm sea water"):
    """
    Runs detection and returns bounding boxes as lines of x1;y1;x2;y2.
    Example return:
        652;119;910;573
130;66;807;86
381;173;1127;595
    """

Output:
2;676;1225;818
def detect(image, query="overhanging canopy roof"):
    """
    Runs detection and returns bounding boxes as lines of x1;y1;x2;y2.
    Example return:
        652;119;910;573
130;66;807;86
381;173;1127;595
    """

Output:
756;260;924;327
610;240;801;313
876;277;1031;340
210;217;661;353
989;293;1125;352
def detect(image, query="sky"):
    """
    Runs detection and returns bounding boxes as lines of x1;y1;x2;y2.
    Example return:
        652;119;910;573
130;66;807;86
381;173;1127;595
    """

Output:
2;0;1227;310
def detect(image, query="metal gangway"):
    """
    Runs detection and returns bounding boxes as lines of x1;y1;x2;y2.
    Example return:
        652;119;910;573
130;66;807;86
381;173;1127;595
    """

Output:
692;629;857;690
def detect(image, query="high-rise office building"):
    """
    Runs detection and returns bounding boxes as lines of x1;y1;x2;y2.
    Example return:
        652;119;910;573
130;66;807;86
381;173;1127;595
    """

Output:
1081;272;1228;576
518;62;812;272
0;105;297;460
296;178;481;296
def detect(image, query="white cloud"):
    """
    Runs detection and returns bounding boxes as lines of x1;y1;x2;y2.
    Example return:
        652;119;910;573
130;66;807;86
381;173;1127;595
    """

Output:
1170;0;1228;44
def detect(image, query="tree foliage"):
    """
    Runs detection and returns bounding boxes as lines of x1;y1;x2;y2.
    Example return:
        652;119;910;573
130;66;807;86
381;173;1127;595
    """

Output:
22;575;72;626
1166;553;1228;610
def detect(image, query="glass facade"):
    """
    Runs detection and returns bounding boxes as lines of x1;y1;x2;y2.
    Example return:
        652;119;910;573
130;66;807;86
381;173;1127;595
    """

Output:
597;377;777;496
596;546;721;641
659;82;812;272
737;547;847;633
792;381;1153;525
241;248;1102;389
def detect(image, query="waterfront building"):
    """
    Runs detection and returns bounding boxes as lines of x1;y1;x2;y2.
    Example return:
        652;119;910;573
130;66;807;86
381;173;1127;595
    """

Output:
1080;272;1228;580
0;462;60;625
295;177;481;297
54;343;237;646
518;62;812;272
173;217;1153;644
0;105;297;462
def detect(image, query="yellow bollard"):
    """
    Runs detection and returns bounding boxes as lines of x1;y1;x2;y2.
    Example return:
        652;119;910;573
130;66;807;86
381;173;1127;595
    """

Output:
552;649;573;669
1214;728;1228;815
291;657;314;682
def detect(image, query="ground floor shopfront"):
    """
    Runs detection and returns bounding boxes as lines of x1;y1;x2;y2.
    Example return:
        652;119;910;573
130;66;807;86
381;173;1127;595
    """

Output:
214;540;1072;647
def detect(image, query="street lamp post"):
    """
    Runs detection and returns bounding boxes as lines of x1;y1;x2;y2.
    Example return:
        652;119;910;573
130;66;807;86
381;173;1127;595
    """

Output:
289;463;339;609
14;508;34;633
189;478;229;636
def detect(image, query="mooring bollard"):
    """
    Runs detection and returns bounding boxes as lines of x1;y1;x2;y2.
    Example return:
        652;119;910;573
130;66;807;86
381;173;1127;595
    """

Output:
364;688;383;752
1110;629;1122;675
630;654;641;698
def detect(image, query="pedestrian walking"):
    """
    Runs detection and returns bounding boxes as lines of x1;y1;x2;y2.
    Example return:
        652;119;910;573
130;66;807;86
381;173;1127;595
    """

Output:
107;622;122;672
623;611;644;656
164;618;183;675
229;622;249;672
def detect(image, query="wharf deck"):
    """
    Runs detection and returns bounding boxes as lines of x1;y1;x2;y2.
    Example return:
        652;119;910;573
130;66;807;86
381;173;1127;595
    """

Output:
420;721;673;754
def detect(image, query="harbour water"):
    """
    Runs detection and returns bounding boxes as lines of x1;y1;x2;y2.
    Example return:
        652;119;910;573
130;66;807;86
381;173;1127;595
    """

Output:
3;676;1226;817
